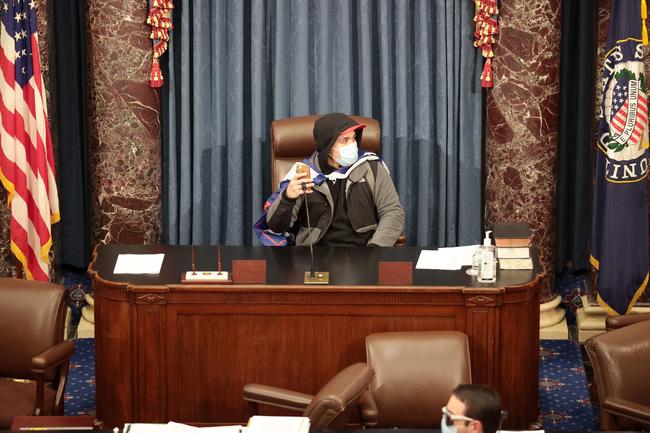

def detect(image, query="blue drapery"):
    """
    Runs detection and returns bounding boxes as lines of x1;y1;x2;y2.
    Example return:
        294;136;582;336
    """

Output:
163;0;483;246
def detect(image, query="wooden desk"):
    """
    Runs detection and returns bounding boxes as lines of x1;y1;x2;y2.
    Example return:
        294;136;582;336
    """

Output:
10;416;94;430
89;245;543;429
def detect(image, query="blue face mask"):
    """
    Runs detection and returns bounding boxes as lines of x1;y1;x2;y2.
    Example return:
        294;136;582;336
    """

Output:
441;418;458;433
334;141;359;166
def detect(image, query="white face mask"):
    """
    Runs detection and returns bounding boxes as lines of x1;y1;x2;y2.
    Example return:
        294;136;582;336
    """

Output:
334;141;359;166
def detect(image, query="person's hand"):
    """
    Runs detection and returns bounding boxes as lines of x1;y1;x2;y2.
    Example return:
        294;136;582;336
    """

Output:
285;170;314;199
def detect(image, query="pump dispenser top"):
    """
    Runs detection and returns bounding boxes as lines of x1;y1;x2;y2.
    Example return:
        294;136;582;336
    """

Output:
483;230;492;246
478;230;496;283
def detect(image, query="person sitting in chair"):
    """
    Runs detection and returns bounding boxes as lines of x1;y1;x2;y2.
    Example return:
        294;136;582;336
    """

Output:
260;112;404;247
442;384;505;433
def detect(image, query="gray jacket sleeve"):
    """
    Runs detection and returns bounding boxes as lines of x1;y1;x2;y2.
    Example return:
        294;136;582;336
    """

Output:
368;162;405;246
266;190;303;234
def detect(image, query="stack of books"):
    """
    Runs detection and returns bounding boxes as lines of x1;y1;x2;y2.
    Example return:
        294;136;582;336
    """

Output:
493;222;533;270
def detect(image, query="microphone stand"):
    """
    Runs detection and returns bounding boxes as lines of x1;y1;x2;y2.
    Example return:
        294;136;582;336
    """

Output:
302;182;329;284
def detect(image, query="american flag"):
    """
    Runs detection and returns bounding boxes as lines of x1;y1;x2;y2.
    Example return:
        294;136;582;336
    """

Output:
609;79;648;147
0;0;59;280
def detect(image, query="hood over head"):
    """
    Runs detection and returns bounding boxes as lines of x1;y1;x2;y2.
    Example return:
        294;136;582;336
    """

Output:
313;112;366;169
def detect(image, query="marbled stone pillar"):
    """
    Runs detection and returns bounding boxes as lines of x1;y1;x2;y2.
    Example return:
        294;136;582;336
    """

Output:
484;0;562;302
86;0;162;245
0;188;12;277
0;0;55;277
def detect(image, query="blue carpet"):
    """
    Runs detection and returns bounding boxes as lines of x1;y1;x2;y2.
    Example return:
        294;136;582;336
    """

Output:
64;338;95;416
539;340;597;430
63;338;598;430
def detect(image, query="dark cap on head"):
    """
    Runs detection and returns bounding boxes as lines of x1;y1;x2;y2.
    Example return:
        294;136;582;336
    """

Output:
313;113;365;168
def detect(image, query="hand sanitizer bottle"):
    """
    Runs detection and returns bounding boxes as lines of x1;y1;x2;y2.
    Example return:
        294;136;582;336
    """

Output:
477;230;496;283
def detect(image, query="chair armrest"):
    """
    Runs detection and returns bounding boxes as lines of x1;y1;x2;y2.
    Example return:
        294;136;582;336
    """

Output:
31;340;76;373
395;233;407;246
603;397;650;424
605;313;650;331
243;383;313;412
358;390;379;426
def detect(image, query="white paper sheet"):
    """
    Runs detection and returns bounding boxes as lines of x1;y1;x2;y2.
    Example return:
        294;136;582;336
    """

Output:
124;424;166;433
113;254;165;274
247;416;309;433
126;423;244;433
415;245;479;270
166;422;243;432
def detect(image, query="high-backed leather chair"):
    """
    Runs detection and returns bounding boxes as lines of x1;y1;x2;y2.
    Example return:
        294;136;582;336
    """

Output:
270;114;407;245
585;320;650;430
243;362;374;428
270;114;381;190
360;331;472;428
0;278;75;429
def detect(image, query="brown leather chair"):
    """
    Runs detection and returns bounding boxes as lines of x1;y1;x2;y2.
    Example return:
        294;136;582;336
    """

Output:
605;312;650;331
0;278;75;429
243;362;375;428
270;114;381;190
360;331;472;428
585;320;650;430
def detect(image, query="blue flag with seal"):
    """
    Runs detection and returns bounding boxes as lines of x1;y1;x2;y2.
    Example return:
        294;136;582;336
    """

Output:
591;0;650;315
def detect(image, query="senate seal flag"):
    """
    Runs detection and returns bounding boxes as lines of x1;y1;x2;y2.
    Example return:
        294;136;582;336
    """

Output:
591;0;650;314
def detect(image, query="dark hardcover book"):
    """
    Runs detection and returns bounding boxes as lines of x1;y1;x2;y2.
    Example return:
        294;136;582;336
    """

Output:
493;223;531;247
493;222;531;239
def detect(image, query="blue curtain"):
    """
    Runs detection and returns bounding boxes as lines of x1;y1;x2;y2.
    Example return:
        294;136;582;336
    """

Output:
163;0;483;247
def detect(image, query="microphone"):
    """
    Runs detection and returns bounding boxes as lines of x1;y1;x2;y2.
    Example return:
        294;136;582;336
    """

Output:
302;182;316;278
191;245;197;275
298;165;329;285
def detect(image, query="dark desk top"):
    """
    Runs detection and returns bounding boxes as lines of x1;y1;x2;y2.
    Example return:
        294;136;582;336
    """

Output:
91;245;542;289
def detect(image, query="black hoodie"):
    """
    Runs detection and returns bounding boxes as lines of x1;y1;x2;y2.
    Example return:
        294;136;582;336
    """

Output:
313;112;364;172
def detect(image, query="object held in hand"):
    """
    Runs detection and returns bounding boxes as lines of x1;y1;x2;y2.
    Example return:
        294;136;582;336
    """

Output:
296;163;313;192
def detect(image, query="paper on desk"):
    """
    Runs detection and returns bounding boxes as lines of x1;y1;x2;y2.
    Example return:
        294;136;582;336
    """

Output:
247;416;309;433
416;245;479;270
124;424;167;433
166;422;243;432
113;254;165;274
126;423;244;433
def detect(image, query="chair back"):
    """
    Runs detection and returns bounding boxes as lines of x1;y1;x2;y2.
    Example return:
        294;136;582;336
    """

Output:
365;331;471;428
271;115;381;190
303;362;374;428
585;320;650;430
0;278;67;381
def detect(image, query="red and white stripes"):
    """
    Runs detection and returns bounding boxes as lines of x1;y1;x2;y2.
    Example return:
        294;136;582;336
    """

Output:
0;21;59;280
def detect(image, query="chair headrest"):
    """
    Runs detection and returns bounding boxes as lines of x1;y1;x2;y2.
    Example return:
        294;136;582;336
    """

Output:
271;115;381;158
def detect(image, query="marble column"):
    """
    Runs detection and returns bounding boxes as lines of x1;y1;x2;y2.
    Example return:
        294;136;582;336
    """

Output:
86;0;162;245
0;189;11;277
484;0;562;302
